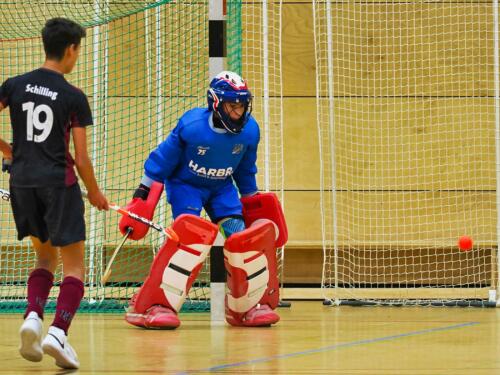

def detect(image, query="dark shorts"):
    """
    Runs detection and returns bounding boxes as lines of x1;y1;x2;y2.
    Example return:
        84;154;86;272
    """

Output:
10;183;85;247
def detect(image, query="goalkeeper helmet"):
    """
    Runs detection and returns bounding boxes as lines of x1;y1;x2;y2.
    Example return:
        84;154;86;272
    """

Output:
207;71;253;134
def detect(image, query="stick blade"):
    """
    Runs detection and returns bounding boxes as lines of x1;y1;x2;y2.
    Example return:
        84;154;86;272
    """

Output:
102;270;112;284
101;227;132;285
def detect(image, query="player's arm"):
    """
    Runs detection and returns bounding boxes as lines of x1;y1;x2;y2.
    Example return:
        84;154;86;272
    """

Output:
0;128;12;173
72;127;108;211
119;122;184;240
0;138;12;159
71;92;108;210
0;103;12;158
233;132;259;197
0;82;13;161
143;124;184;185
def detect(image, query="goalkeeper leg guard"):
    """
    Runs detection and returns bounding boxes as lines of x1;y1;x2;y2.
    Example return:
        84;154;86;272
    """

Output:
241;192;288;247
224;219;280;327
125;214;218;329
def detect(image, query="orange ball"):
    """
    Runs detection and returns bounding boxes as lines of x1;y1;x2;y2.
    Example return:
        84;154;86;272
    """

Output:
458;235;473;252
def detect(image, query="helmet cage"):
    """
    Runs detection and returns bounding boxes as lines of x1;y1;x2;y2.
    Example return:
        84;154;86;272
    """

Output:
207;72;253;134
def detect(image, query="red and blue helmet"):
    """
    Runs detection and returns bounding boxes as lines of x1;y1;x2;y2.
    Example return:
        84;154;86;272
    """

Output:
207;71;253;134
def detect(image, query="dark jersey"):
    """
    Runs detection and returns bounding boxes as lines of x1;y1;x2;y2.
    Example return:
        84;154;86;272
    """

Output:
0;68;92;187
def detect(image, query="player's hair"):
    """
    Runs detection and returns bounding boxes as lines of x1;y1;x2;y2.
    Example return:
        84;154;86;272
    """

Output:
41;18;86;61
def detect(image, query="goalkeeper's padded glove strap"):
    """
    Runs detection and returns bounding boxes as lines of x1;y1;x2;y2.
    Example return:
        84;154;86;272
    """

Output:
133;184;150;200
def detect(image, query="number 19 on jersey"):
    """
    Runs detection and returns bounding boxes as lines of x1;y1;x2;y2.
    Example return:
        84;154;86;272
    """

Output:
22;101;53;143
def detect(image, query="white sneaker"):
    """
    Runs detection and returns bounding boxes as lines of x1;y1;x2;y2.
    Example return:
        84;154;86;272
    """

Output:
42;326;80;369
19;311;43;362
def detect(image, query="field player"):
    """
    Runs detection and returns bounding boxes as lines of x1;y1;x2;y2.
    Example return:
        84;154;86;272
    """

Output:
0;18;108;369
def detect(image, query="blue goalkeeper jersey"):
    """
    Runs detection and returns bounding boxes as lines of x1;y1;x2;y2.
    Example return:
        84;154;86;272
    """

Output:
144;108;259;195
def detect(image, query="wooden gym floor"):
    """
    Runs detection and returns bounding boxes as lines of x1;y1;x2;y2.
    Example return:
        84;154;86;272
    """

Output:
1;301;499;374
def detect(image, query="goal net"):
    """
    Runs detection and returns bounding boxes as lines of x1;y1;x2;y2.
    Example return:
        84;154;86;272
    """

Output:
0;0;284;312
314;1;499;306
228;0;285;287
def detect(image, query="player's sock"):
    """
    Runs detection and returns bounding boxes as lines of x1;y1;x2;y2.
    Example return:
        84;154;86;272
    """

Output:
51;276;84;334
25;268;54;320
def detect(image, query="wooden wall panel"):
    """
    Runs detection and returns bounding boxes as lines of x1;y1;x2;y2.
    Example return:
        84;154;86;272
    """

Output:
281;191;495;247
334;191;496;246
330;3;492;97
282;98;320;189
284;191;322;245
282;3;493;97
284;97;495;190
107;15;149;98
282;3;316;97
335;247;494;285
106;6;208;98
332;97;495;190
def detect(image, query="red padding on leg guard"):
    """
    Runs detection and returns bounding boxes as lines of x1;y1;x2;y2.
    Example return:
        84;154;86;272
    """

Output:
241;192;288;247
224;219;280;325
133;214;218;314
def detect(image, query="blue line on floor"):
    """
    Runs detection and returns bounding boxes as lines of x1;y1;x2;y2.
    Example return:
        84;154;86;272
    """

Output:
177;321;479;374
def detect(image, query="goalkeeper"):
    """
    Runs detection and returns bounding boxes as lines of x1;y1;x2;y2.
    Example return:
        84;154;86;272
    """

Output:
119;71;287;329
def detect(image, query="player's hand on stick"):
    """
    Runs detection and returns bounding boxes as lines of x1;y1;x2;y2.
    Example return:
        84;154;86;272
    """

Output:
118;181;163;240
2;158;11;173
2;142;13;174
87;188;109;211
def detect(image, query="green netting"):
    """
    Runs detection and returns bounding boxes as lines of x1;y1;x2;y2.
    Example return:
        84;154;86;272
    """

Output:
0;0;243;313
0;298;210;314
0;1;171;39
227;0;242;75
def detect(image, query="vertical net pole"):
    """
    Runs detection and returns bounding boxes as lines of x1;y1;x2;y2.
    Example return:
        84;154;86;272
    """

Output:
324;0;339;296
88;0;102;291
209;0;227;322
154;4;166;255
494;0;500;305
262;0;270;191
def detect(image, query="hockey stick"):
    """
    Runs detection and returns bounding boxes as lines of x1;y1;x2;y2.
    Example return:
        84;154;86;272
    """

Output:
0;187;178;242
101;227;132;284
81;192;179;242
0;188;10;201
107;202;178;241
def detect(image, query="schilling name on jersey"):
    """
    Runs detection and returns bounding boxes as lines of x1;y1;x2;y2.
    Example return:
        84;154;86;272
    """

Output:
188;160;233;178
25;84;58;101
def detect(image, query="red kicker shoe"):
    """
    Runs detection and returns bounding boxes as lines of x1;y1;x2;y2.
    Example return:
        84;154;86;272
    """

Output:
125;294;180;330
144;305;180;329
124;293;145;328
227;304;280;327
